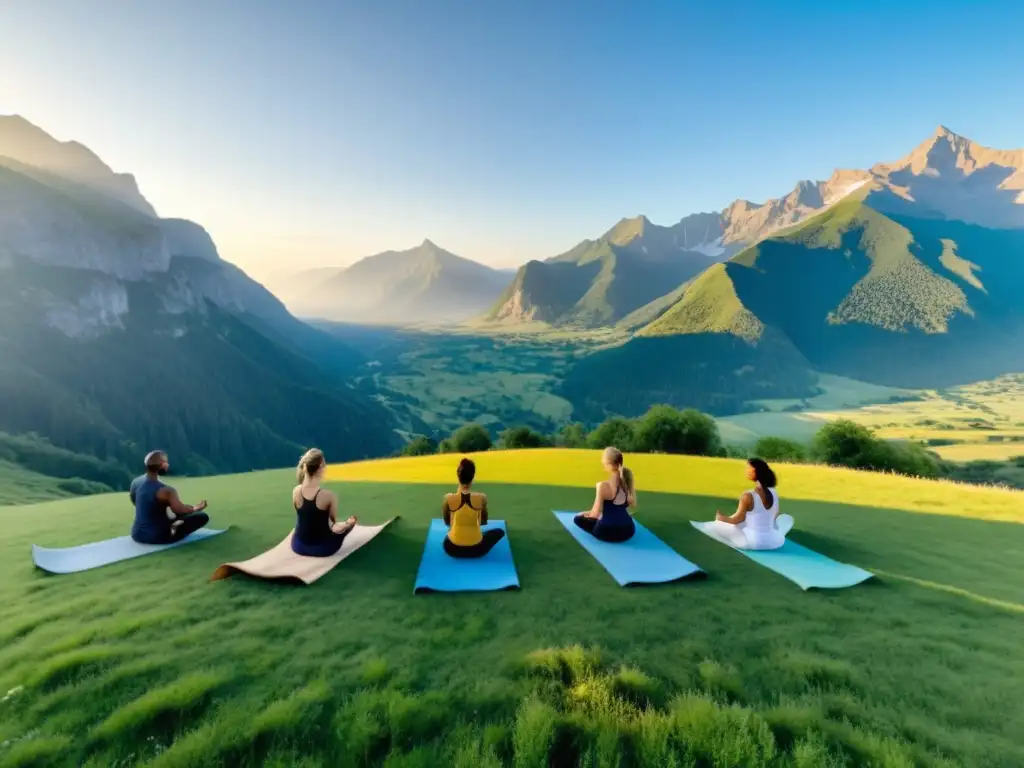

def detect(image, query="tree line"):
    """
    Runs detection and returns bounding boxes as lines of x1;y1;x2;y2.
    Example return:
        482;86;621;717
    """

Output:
399;405;1022;488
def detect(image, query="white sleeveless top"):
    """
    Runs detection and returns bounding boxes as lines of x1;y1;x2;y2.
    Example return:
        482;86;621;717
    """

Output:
744;487;783;550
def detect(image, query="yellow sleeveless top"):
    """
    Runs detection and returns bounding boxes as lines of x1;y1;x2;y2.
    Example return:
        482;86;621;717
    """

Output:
445;492;485;546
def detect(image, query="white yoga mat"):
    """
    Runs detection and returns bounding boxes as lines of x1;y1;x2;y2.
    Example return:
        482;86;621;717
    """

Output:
32;528;230;575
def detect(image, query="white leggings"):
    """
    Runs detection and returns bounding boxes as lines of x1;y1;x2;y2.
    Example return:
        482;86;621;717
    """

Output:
711;514;794;550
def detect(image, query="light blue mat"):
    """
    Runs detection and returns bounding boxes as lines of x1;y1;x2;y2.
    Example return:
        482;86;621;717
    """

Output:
690;521;873;590
32;528;230;575
553;511;704;586
414;519;519;593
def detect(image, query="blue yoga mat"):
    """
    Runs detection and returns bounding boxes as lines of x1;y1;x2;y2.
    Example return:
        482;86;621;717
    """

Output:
553;511;704;586
413;519;520;593
32;528;230;575
690;521;873;590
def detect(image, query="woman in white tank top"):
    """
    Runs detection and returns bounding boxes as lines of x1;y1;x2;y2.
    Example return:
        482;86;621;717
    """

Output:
711;458;794;550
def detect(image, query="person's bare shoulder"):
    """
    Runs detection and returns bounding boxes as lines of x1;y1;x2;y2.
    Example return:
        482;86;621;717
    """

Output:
472;491;487;505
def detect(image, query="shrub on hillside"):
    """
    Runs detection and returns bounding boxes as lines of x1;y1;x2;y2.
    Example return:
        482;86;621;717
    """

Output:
441;423;493;454
632;406;721;456
400;435;437;457
499;426;552;450
812;420;879;469
587;417;636;452
556;422;589;449
0;431;132;490
56;477;115;496
813;420;939;478
753;436;807;463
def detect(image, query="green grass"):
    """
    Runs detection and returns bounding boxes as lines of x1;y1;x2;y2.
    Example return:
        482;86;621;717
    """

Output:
0;461;99;506
1;459;1023;766
640;264;763;341
719;375;1024;463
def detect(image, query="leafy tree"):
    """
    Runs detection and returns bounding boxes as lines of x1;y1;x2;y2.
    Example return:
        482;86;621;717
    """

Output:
498;426;552;450
813;420;939;478
753;436;807;463
812;420;882;469
400;435;438;457
632;405;721;456
557;422;589;449
587;417;636;452
445;423;493;453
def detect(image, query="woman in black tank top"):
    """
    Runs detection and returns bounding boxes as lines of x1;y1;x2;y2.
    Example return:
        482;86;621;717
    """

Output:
291;449;357;558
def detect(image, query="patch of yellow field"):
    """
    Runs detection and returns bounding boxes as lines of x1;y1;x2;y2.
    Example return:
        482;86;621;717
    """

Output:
330;449;1024;523
875;429;1024;441
930;442;1024;462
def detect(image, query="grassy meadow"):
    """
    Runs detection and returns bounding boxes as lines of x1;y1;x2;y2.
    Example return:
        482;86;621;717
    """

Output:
1;450;1023;767
720;375;1024;461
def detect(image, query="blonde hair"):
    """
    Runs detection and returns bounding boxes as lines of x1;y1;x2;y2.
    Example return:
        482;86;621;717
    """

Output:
603;446;636;503
297;448;325;483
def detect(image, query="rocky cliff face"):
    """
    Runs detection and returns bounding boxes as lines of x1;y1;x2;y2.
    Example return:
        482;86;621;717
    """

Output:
0;115;157;216
0;115;287;340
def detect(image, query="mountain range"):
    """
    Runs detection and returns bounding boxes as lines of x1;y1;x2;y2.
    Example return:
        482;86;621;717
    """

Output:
560;127;1024;418
0;115;398;483
282;240;511;325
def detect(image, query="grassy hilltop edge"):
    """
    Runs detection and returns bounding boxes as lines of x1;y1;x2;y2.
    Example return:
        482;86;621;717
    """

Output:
1;450;1022;767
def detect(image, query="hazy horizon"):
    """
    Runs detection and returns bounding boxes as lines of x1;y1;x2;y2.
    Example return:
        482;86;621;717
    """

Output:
2;0;1023;285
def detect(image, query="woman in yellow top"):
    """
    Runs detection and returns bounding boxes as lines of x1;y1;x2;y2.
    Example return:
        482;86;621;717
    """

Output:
442;458;505;558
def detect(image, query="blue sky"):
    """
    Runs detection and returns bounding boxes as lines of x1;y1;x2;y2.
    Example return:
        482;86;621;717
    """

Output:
1;0;1022;281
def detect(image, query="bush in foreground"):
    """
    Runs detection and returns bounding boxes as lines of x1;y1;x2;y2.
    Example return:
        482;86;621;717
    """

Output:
556;422;589;448
632;405;721;456
753;436;807;463
813;420;939;478
439;423;493;454
400;436;438;457
587;417;637;452
498;426;552;450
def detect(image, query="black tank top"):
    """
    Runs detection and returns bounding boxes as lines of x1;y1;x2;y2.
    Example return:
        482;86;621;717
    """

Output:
601;486;631;527
295;489;332;544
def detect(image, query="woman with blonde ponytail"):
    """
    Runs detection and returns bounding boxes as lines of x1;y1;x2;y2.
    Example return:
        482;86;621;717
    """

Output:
290;448;358;557
573;446;636;543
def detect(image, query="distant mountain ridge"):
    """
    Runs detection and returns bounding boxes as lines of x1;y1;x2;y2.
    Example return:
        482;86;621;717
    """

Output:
486;126;1024;332
0;114;397;477
284;239;512;325
485;216;724;327
0;115;157;216
561;130;1024;419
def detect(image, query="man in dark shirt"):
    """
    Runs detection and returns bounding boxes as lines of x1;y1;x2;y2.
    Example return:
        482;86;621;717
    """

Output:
129;450;210;544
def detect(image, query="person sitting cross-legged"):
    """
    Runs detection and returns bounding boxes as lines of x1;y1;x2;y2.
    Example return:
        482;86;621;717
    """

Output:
710;458;794;550
442;458;505;558
291;448;357;558
129;450;210;544
573;446;637;543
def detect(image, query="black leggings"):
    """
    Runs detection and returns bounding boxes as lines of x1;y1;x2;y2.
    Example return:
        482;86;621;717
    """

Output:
444;529;505;559
171;512;210;541
573;514;635;543
134;512;210;545
292;527;350;558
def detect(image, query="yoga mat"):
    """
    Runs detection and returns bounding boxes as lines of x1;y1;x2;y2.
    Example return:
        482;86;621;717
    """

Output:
413;519;519;593
690;521;873;590
32;528;229;575
211;517;398;585
553;511;704;586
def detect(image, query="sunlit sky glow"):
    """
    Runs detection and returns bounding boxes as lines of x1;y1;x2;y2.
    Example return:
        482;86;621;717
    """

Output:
2;0;1022;283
